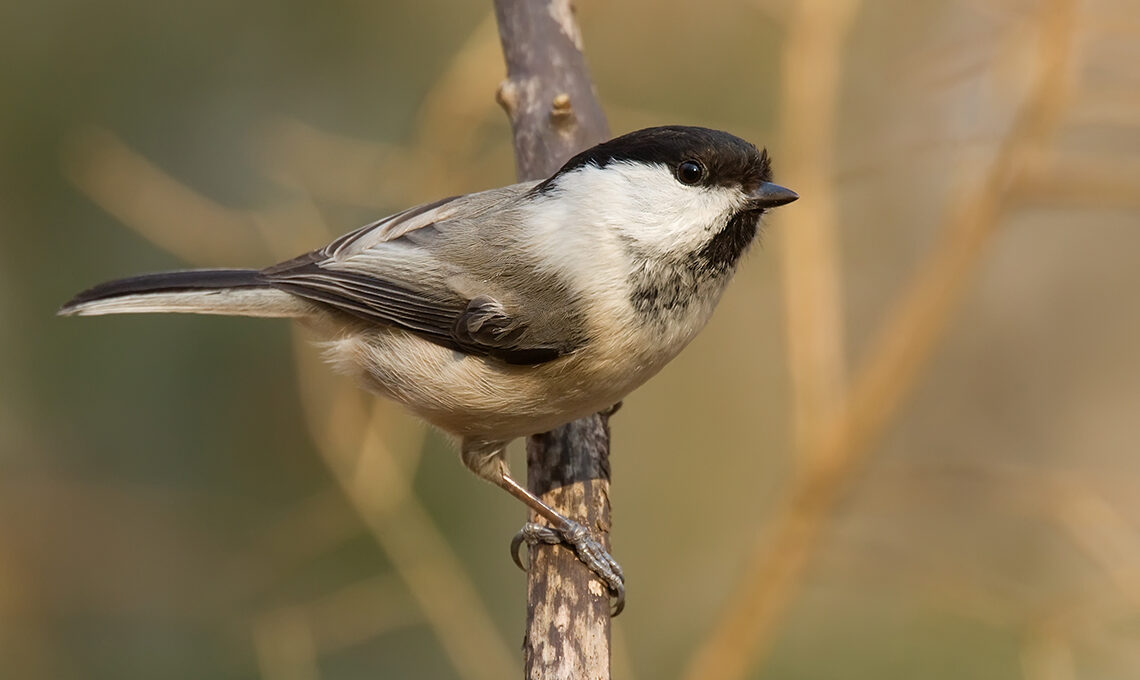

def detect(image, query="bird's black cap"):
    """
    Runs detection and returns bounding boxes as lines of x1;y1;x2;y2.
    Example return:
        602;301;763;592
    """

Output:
536;125;774;194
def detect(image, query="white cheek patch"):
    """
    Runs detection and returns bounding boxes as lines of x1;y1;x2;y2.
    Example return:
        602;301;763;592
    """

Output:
561;161;743;256
514;161;748;329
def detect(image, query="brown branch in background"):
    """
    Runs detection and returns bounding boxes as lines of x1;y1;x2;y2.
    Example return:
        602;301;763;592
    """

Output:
413;11;509;162
492;1;613;678
1013;153;1140;209
289;333;520;680
251;572;422;672
62;125;333;265
61;126;268;265
684;1;1078;678
777;0;860;460
251;606;321;680
256;12;507;209
255;118;413;209
1053;485;1140;608
1020;614;1077;680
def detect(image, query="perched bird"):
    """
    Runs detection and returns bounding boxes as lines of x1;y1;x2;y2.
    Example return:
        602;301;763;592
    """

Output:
61;125;797;612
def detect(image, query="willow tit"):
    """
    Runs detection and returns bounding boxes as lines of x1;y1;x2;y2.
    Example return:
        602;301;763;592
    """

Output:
61;125;797;610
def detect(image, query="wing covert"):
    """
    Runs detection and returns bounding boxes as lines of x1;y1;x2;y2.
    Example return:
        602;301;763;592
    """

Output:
258;194;577;364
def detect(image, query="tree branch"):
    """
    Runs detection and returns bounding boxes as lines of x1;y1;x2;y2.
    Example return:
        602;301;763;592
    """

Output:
492;1;612;678
494;0;608;178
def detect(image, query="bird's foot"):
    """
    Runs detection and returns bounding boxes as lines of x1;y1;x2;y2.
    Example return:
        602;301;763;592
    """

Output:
511;520;625;616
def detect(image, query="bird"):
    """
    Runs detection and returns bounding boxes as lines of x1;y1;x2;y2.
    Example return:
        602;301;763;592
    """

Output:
60;125;798;613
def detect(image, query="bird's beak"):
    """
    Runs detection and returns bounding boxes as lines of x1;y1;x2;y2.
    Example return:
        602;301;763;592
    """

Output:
750;182;799;208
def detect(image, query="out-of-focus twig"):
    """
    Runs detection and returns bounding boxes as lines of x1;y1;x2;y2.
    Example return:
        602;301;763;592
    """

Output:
413;11;505;159
1020;614;1076;680
256;12;508;209
252;606;321;680
685;1;1077;678
776;0;859;461
1013;154;1140;209
62;126;269;264
256;118;438;209
289;330;517;680
1067;87;1140;127
220;489;366;602
1054;486;1140;608
302;574;422;655
250;569;423;665
64;128;334;266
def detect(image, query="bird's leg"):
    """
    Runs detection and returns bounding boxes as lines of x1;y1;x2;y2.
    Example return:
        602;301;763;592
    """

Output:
460;440;624;614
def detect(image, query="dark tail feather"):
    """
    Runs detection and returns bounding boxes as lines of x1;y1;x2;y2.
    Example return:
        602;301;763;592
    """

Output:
63;269;263;308
60;269;311;318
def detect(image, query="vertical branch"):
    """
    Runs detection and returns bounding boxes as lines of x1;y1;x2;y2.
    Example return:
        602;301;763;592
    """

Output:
524;419;615;679
777;0;860;461
493;0;609;178
492;1;613;678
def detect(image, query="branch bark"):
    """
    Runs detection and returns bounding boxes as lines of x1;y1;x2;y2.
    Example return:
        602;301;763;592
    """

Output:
494;0;608;178
492;1;613;678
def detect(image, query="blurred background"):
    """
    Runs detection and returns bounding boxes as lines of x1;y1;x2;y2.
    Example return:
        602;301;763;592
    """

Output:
2;0;1139;678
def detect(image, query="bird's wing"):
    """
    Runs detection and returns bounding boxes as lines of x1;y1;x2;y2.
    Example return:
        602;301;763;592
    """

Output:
260;190;573;365
316;194;465;261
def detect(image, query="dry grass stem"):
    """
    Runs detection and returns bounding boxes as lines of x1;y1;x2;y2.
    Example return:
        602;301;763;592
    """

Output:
255;118;420;209
1020;615;1076;680
300;574;423;655
412;11;504;158
776;0;859;459
255;14;505;209
289;332;517;680
61;126;268;264
685;1;1077;678
1013;154;1140;209
1054;486;1140;608
252;606;322;680
222;489;366;600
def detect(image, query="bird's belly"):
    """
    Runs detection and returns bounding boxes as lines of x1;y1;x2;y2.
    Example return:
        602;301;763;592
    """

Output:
319;328;652;441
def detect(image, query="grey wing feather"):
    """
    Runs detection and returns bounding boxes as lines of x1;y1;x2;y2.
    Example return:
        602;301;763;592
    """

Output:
453;296;563;364
319;194;463;261
266;263;463;340
261;189;572;364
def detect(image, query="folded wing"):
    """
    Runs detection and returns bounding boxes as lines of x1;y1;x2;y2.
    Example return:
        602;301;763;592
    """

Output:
261;192;570;365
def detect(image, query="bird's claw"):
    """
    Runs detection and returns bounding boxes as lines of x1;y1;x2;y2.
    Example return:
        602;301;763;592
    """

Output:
511;520;626;616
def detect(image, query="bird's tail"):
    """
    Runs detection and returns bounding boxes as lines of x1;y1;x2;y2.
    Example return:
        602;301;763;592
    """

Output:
58;269;312;318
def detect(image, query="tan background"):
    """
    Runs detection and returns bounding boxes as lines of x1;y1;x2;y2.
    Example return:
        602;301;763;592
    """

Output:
2;0;1138;678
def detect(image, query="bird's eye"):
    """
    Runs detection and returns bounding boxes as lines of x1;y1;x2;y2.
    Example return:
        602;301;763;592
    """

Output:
677;160;705;185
